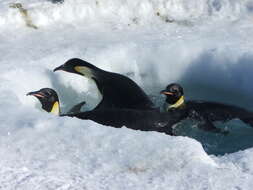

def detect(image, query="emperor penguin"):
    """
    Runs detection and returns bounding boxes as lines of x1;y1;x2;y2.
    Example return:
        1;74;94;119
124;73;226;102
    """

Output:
53;58;155;110
161;83;253;134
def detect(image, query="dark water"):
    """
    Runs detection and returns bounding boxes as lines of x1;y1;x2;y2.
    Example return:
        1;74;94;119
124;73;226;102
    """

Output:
174;120;253;155
152;93;253;156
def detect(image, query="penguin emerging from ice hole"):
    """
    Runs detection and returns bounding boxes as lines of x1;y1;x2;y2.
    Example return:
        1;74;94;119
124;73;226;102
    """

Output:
160;83;253;134
53;58;155;110
26;88;86;115
27;88;181;135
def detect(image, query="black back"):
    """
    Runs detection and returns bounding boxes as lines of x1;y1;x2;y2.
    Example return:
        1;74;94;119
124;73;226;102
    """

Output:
62;109;184;135
184;101;253;124
92;68;154;110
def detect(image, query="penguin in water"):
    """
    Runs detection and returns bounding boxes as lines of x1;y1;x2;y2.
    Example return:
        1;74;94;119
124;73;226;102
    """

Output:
53;58;154;110
160;83;253;134
27;88;180;135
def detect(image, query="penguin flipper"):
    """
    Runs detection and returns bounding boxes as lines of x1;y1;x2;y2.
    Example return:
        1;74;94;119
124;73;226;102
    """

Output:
197;119;229;135
67;101;86;114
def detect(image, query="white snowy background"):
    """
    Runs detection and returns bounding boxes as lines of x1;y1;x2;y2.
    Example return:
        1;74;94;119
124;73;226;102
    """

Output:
1;0;253;189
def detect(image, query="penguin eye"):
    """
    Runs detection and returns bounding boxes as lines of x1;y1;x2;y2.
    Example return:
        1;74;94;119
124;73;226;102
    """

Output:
44;91;51;97
171;88;176;93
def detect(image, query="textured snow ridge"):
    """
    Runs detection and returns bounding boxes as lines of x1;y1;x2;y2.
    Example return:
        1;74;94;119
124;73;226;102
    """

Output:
0;0;252;28
0;109;253;190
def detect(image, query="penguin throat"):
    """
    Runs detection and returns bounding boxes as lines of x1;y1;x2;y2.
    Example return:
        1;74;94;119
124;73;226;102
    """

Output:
167;96;184;110
50;101;60;115
74;66;94;78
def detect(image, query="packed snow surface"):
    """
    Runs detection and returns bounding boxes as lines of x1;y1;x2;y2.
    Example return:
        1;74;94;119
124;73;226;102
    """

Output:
1;0;253;189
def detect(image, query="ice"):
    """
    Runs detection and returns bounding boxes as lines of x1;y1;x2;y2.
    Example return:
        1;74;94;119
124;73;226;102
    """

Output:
1;0;253;189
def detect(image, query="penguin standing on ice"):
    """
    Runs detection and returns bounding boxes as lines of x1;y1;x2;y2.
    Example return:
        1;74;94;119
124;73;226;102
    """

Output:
27;88;181;135
53;58;155;110
161;83;253;134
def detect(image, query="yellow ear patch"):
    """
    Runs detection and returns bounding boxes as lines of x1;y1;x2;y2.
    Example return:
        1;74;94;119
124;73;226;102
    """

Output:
50;101;60;115
74;66;93;78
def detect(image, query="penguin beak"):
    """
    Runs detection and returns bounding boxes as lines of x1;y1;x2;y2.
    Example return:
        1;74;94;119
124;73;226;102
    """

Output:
26;91;45;98
53;65;65;72
160;90;174;95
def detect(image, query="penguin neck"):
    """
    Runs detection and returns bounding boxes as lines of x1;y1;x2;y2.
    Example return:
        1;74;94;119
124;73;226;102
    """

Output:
167;96;185;111
50;101;60;115
41;100;60;115
74;64;103;79
75;65;105;104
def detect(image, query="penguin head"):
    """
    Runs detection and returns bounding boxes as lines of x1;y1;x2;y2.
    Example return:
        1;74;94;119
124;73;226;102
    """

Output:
27;88;60;115
160;83;184;105
53;58;97;78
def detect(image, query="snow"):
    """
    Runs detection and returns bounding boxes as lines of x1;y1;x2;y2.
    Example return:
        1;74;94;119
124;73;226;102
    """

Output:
1;0;253;189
